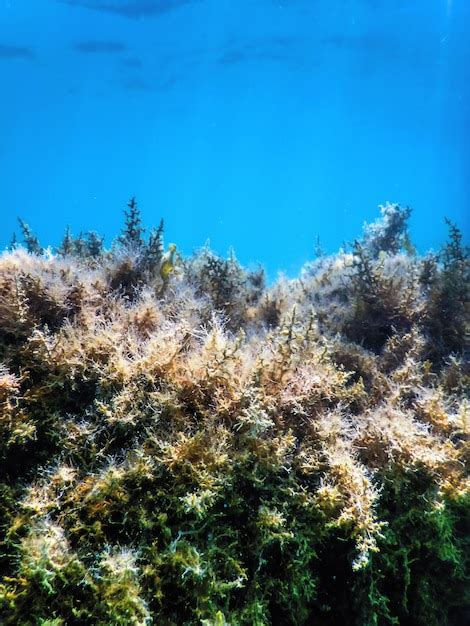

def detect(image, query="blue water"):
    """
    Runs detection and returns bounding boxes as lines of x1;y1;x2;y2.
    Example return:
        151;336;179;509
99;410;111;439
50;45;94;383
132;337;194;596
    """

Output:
1;0;469;277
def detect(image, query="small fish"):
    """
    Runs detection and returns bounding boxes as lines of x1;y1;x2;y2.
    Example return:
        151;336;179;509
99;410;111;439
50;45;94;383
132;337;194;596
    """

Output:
160;243;177;281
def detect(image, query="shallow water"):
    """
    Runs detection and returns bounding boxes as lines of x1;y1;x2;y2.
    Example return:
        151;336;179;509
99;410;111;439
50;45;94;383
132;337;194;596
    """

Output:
1;6;469;623
1;0;469;275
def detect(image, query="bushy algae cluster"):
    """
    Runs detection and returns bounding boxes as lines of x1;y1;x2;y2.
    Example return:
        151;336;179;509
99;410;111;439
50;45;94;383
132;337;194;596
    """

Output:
0;202;469;625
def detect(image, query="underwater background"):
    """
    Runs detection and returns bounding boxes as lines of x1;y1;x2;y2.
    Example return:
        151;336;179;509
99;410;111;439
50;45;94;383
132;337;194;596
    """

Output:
1;3;470;625
1;0;469;275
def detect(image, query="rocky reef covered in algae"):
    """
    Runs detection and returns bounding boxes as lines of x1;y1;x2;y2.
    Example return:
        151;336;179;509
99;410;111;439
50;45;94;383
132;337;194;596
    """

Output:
0;202;469;625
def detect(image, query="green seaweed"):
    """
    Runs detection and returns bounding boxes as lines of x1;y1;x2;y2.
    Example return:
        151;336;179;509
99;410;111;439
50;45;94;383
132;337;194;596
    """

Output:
0;202;468;625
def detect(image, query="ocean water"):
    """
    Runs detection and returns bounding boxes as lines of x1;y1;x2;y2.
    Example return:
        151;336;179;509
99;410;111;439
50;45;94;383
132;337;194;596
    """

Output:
1;0;469;278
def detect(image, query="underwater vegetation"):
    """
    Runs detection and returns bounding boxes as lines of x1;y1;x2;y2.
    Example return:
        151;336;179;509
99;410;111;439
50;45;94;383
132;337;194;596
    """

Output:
0;201;469;625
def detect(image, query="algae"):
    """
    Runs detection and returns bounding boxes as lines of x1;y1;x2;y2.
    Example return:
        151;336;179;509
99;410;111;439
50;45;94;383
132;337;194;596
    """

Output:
0;202;468;625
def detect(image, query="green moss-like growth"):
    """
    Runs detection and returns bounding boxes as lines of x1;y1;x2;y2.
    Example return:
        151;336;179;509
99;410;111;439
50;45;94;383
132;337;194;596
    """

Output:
0;202;468;624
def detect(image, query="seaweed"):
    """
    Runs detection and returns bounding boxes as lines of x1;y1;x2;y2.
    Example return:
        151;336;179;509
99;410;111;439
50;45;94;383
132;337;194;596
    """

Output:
18;218;42;255
0;203;468;625
422;219;470;363
118;196;145;250
361;203;413;258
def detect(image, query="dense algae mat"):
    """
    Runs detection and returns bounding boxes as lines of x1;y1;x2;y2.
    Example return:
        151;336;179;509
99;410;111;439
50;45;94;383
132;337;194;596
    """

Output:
0;202;469;625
